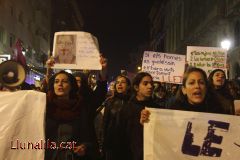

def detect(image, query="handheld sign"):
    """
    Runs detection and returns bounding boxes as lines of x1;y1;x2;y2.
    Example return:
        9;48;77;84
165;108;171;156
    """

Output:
142;51;185;84
52;31;101;70
187;46;227;76
144;108;240;160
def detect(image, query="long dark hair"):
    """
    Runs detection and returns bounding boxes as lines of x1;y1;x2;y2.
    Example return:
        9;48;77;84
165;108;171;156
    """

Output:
175;67;209;104
72;71;92;98
131;72;153;96
114;74;131;96
48;71;78;99
208;69;227;89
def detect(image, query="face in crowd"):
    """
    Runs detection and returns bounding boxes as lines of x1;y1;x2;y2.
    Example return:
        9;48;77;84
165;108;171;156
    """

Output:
75;76;81;88
57;35;74;55
49;71;78;99
133;72;154;101
54;73;72;98
212;70;226;89
115;76;129;94
182;68;207;105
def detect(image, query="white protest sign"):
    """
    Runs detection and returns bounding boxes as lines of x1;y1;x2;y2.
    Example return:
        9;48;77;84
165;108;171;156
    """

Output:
144;108;240;160
0;90;46;160
52;31;101;70
142;51;185;84
187;46;227;76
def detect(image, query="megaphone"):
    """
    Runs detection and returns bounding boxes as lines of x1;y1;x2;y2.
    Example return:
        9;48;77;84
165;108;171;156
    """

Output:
0;60;26;88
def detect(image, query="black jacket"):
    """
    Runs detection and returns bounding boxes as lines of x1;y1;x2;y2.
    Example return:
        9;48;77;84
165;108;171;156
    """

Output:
103;93;131;160
124;97;163;160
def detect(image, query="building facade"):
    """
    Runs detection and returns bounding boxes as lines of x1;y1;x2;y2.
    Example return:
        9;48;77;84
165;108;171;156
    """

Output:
0;0;51;84
149;0;240;79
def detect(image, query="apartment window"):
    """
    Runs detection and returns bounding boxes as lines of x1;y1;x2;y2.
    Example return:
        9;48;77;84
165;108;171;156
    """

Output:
9;33;15;47
42;32;48;42
10;6;14;16
235;21;240;47
0;27;3;43
18;11;24;24
27;20;32;31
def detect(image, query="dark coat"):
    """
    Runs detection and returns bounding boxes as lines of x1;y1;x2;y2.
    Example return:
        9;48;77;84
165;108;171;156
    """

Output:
212;88;235;115
124;97;163;160
170;90;232;115
45;98;99;160
86;80;108;122
103;93;131;160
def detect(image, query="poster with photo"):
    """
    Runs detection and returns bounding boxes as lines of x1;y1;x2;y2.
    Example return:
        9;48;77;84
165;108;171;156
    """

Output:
52;31;101;70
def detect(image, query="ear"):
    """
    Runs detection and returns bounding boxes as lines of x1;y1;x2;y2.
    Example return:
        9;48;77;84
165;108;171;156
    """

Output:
182;86;187;95
134;85;139;92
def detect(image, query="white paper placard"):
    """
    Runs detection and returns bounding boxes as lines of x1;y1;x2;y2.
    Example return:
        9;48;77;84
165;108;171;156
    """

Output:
142;51;185;84
187;46;227;76
52;31;101;70
144;108;240;160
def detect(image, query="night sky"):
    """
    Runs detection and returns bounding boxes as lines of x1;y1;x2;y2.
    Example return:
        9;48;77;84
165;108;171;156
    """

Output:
77;0;154;77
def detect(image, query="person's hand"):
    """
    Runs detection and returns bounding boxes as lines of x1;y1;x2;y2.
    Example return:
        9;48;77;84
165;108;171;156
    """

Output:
46;56;55;68
74;144;86;156
45;56;55;84
100;54;107;69
140;109;151;125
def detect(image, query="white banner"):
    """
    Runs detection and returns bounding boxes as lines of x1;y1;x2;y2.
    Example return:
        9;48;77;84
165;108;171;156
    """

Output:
53;31;101;70
142;51;185;84
144;108;240;160
0;91;46;160
187;46;227;76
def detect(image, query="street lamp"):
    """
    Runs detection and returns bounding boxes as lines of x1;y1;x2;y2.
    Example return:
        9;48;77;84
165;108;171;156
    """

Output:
137;66;141;71
221;39;231;50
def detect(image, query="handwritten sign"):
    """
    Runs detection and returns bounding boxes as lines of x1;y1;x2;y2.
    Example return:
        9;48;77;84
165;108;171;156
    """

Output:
144;108;240;160
52;31;101;70
142;51;185;84
187;46;227;76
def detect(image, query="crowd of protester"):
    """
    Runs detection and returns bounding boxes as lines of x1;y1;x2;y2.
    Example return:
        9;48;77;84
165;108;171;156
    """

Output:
1;56;240;160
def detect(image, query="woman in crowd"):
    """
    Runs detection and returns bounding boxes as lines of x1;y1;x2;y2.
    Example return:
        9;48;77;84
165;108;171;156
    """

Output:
103;75;132;160
45;71;98;160
141;67;232;126
124;72;164;160
171;67;228;113
226;80;240;100
153;85;168;107
208;69;234;114
44;55;108;160
208;69;231;98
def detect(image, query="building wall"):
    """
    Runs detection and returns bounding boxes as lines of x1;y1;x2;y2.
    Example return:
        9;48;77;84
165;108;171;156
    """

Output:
0;0;51;68
149;0;240;79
